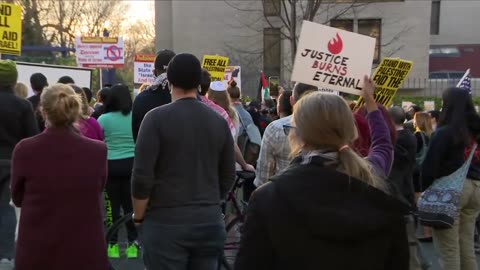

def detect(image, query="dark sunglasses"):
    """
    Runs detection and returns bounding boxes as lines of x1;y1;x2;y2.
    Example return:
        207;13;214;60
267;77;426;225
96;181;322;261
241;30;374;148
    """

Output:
283;125;296;136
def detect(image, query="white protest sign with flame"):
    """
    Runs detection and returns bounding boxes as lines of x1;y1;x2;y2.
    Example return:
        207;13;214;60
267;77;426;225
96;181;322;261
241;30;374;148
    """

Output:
291;21;376;95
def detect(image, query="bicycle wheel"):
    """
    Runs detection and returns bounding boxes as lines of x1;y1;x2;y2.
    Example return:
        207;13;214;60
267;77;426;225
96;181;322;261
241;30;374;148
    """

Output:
222;216;244;270
106;212;144;270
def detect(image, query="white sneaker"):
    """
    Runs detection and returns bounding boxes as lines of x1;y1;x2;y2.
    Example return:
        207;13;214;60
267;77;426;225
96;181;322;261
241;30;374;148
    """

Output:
0;258;14;270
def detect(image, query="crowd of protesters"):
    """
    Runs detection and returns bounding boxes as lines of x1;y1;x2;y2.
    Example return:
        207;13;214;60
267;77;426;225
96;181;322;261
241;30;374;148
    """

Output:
0;48;479;270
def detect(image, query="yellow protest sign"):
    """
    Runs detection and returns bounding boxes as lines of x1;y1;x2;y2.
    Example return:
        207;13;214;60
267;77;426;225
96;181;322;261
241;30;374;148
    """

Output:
202;55;229;81
356;58;413;108
0;3;22;55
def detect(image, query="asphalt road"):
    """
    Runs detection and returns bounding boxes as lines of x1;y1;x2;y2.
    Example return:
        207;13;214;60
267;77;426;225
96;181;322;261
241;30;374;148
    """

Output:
108;241;480;270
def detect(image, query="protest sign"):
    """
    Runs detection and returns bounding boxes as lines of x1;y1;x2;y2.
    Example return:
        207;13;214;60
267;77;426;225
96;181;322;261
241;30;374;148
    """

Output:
423;101;435;111
224;66;241;90
291;20;376;95
134;54;155;85
0;3;21;55
356;58;414;108
75;37;125;68
202;55;229;81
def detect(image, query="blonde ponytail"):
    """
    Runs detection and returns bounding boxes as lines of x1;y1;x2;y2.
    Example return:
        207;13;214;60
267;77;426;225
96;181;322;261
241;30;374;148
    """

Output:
41;84;81;128
291;92;388;193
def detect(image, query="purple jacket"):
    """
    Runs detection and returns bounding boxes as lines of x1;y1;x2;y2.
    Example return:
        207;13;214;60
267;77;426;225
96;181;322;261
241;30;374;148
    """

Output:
366;110;394;178
79;117;104;141
11;127;109;270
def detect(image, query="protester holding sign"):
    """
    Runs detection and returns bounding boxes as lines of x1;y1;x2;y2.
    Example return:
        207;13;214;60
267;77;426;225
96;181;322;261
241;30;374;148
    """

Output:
236;76;410;270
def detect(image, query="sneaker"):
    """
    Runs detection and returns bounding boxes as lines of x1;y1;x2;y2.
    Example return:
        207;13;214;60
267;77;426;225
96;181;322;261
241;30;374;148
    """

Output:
108;244;120;259
0;258;14;270
126;243;139;259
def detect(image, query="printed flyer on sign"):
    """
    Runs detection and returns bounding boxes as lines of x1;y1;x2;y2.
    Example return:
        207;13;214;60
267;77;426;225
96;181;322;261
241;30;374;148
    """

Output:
356;58;414;107
224;66;241;90
0;3;22;55
202;55;229;81
291;20;376;95
134;54;155;85
75;37;125;68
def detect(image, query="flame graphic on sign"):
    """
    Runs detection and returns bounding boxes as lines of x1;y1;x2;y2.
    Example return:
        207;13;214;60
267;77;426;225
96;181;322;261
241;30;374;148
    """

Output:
328;33;343;55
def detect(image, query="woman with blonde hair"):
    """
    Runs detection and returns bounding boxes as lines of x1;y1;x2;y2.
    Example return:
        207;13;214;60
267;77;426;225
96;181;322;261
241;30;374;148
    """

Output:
11;84;109;270
235;77;410;270
413;112;433;191
14;82;28;99
207;81;239;135
71;85;104;141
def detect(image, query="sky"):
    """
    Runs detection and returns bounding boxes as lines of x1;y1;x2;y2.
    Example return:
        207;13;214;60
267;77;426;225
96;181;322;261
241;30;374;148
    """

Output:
126;0;155;23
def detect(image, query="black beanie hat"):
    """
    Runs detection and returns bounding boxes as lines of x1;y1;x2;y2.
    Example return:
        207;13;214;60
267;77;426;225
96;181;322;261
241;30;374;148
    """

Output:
155;49;176;71
167;53;201;90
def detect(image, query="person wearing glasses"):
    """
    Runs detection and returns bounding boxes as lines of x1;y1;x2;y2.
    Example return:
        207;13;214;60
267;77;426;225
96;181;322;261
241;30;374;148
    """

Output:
254;83;318;188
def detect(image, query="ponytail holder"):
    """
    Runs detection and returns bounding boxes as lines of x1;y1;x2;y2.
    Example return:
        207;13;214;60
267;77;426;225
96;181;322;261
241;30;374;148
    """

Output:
338;145;350;152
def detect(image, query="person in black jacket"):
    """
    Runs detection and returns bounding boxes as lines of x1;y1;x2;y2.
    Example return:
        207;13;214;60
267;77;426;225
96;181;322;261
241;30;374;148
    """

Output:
235;77;410;270
131;49;175;141
28;73;48;132
389;106;432;270
421;88;480;270
0;60;39;269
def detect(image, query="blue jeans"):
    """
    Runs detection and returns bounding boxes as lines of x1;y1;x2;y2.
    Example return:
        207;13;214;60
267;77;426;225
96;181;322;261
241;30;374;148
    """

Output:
0;160;16;260
139;219;226;270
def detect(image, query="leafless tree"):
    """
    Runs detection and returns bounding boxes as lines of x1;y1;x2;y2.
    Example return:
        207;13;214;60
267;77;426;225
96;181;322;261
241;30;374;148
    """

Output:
224;0;410;74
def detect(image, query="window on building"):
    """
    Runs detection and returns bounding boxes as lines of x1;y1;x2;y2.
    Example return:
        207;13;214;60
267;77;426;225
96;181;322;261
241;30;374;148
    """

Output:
263;28;281;80
431;0;441;35
330;19;354;32
358;19;381;63
263;0;281;17
429;46;460;57
330;0;404;2
331;19;381;63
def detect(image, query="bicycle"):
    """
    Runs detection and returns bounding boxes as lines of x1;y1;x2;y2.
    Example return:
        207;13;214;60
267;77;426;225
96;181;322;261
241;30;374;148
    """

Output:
221;171;255;270
106;171;255;270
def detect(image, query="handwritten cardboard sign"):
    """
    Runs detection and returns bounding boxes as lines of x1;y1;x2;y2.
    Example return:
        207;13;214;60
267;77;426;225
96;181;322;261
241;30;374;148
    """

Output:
291;20;376;95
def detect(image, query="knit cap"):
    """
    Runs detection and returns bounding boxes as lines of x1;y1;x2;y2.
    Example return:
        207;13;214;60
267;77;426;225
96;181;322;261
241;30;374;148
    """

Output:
0;60;18;87
167;53;201;90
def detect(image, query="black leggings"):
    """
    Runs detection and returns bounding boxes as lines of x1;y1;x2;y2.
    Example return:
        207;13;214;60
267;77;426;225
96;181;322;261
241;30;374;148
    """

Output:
105;157;137;243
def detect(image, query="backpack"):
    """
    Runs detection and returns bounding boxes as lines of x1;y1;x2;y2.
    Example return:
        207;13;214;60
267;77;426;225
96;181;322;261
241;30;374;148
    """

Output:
237;116;262;166
416;132;428;166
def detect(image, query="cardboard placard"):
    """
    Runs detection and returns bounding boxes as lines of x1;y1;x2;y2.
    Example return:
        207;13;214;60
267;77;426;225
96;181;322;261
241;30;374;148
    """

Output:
291;20;376;95
75;37;125;68
0;3;22;55
356;58;414;108
134;54;155;85
224;66;241;90
202;55;229;81
423;101;435;112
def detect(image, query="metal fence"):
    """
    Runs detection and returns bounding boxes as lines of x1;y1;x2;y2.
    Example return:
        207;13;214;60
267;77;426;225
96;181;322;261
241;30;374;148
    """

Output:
398;78;480;97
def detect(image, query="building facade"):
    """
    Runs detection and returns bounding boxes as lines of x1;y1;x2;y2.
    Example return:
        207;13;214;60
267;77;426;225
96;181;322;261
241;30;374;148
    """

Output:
155;0;477;98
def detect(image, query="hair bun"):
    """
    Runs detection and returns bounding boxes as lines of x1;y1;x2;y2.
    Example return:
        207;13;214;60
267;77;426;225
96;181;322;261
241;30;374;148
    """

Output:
229;79;237;88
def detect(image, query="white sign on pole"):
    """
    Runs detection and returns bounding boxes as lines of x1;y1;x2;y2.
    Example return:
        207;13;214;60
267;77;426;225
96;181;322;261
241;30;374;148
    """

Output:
133;54;155;85
224;66;241;91
75;37;125;68
291;21;376;95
